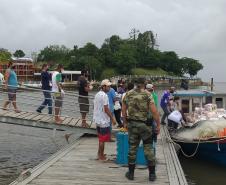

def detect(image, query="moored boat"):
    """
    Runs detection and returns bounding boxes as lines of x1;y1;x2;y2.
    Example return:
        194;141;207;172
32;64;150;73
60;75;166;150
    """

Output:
172;113;226;166
170;89;226;166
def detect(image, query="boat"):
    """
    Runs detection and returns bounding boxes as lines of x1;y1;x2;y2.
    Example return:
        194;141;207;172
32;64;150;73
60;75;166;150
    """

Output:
172;118;226;167
171;89;226;166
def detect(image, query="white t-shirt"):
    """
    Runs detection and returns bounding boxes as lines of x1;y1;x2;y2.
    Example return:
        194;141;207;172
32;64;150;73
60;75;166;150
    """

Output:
93;90;110;128
168;110;182;124
0;73;4;85
52;71;60;92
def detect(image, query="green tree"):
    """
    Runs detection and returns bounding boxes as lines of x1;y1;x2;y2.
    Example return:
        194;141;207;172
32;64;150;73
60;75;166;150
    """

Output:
181;57;203;77
115;43;136;74
160;51;184;76
108;35;122;53
77;56;102;80
0;48;11;61
13;50;25;57
136;31;157;67
37;45;70;63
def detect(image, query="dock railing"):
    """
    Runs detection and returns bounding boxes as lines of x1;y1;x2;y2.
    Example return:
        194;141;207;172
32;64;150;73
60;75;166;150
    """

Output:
0;84;95;124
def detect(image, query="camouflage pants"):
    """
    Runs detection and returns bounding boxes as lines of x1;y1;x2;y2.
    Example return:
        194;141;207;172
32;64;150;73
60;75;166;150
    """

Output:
128;120;156;165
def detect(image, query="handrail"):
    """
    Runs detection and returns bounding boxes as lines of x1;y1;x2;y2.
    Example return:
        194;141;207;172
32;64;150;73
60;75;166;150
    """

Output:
0;84;95;122
0;90;93;107
0;107;94;123
0;84;95;98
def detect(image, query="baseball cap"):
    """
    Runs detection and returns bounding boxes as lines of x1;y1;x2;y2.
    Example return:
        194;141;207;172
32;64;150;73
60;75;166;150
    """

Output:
146;84;154;90
101;79;111;86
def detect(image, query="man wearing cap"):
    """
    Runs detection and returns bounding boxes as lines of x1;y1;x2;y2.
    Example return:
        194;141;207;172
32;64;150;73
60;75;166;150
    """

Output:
93;79;116;161
146;84;158;108
122;77;160;181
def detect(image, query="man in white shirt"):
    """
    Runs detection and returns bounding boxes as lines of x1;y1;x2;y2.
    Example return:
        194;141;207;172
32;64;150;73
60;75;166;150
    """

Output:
168;110;186;130
93;79;116;161
52;64;64;124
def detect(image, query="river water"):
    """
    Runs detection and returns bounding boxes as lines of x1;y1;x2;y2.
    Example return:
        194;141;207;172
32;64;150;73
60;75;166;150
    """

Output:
0;90;91;184
1;83;226;184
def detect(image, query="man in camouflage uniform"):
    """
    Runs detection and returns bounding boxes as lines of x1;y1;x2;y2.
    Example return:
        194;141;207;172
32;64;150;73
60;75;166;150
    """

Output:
122;77;160;181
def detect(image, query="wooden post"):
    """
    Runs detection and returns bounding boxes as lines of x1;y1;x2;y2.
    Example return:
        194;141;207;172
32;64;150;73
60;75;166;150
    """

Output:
211;78;214;91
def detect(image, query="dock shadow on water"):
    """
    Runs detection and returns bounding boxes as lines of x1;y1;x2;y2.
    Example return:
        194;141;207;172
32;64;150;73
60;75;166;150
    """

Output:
0;122;81;185
179;155;226;185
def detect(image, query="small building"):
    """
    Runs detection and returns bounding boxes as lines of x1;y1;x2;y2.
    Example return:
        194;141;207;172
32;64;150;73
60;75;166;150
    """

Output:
174;90;226;113
0;57;35;82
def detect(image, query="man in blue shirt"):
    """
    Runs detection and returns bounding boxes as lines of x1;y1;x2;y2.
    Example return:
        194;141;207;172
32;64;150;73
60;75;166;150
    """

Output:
160;87;175;124
107;85;116;141
36;64;52;114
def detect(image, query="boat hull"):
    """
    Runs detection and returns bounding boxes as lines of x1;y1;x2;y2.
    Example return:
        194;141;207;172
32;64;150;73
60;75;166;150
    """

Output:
176;139;226;167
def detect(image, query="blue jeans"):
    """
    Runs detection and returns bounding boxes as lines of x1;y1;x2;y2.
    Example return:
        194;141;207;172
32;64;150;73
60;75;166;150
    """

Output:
37;91;52;114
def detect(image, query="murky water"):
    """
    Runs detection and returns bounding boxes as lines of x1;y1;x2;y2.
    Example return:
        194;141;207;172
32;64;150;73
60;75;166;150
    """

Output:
0;90;92;184
179;155;226;185
0;122;82;185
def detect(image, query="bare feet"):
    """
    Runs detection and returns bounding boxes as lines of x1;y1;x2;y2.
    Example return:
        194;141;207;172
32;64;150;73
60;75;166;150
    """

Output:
15;109;21;113
82;122;89;128
98;156;107;161
55;118;63;124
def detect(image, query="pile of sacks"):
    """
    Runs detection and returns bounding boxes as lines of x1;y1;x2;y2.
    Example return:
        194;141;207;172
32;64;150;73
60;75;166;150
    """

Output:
195;104;226;120
186;104;226;124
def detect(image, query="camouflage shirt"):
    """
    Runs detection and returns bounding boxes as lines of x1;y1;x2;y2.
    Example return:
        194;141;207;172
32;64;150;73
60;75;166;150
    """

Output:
123;89;154;122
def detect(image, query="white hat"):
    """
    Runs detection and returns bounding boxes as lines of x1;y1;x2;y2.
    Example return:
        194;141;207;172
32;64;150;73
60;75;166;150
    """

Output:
101;79;111;86
146;84;154;89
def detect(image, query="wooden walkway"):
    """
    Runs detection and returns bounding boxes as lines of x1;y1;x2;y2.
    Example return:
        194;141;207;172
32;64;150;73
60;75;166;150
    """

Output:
10;126;188;185
0;109;96;135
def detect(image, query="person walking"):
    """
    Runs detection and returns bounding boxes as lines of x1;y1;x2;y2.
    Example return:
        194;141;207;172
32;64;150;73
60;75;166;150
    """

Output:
78;70;90;127
36;64;52;114
160;87;175;125
122;77;160;181
93;79;116;161
3;61;20;113
52;64;64;124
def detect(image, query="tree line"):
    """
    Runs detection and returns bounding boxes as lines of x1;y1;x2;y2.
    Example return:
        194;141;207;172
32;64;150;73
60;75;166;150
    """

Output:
0;29;203;80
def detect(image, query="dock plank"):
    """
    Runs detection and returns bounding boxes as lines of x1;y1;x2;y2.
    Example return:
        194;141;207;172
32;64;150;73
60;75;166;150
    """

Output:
17;112;34;119
40;115;53;122
31;114;46;121
25;113;40;120
68;118;79;126
61;117;73;125
9;127;188;185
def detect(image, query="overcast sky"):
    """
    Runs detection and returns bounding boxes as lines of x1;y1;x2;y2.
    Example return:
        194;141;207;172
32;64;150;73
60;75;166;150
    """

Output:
0;0;225;82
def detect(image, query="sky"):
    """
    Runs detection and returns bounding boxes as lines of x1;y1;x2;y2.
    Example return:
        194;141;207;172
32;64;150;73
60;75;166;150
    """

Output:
0;0;225;82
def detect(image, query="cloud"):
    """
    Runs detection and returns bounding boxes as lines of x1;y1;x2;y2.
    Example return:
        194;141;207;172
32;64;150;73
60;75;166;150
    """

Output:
0;0;225;81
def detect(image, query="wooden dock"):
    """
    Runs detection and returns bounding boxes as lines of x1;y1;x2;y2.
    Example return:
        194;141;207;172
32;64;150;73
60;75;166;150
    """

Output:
0;109;96;135
9;126;188;185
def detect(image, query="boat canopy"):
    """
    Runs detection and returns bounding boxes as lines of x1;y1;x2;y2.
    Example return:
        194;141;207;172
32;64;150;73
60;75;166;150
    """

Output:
173;90;215;97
